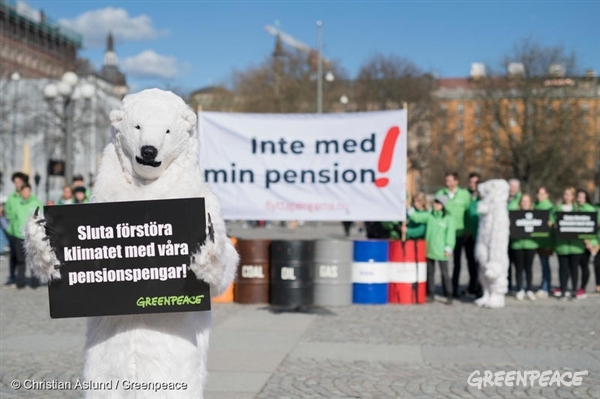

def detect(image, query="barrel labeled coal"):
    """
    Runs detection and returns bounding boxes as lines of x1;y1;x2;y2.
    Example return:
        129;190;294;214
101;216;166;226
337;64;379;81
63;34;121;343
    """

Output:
352;240;389;304
270;240;314;308
235;239;270;304
313;239;353;306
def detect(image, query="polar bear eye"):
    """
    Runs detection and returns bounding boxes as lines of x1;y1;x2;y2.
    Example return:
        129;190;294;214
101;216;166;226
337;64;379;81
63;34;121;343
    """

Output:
166;129;170;134
135;125;141;130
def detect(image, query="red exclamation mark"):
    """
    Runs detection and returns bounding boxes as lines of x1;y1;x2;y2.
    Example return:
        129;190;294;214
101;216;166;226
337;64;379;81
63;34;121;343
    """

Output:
375;126;401;188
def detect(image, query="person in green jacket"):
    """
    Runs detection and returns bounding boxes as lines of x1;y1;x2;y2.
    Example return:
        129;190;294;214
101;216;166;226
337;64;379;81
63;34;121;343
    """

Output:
463;172;482;298
575;188;598;298
4;172;29;286
409;194;456;304
435;172;470;297
507;178;522;292
8;183;44;289
392;192;428;240
511;194;539;301
551;186;585;300
594;201;600;294
534;186;555;298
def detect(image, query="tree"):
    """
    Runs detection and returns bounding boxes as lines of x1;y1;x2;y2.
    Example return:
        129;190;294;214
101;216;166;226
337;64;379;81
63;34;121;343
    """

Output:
354;54;435;190
231;48;348;114
474;39;595;195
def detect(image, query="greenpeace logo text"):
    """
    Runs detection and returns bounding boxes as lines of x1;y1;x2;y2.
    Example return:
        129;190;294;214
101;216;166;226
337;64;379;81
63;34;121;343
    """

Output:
467;370;588;389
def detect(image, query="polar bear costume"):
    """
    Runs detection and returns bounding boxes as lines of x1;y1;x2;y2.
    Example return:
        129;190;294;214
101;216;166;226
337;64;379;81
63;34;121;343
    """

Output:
474;179;510;308
24;89;239;398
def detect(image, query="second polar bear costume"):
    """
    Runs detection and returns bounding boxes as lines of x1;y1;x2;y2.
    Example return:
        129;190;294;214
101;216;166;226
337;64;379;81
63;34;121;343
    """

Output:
475;179;510;308
25;89;239;398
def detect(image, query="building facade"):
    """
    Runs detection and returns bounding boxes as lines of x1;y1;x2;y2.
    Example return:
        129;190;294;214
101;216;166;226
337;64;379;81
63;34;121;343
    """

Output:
429;65;599;198
0;0;81;79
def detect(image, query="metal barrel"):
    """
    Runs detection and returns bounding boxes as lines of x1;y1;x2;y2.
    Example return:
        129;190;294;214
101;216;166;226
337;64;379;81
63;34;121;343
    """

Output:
234;239;271;304
270;240;314;308
313;239;353;306
352;240;389;304
388;239;427;304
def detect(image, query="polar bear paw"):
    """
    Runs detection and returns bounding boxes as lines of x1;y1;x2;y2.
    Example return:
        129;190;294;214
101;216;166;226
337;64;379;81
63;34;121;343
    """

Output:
474;291;490;307
24;208;62;283
188;213;225;288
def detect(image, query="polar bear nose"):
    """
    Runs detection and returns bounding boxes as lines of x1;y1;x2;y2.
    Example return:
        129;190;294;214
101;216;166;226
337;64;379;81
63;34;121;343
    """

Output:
140;145;158;160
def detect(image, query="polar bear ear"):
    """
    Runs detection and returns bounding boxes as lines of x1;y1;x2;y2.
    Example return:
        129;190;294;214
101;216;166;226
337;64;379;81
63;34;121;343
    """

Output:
182;108;197;133
109;110;125;130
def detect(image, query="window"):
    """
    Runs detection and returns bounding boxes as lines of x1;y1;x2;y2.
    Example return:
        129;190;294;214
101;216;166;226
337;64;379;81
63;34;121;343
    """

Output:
582;102;589;113
457;134;464;144
457;102;464;116
457;119;463;131
475;134;482;143
475;118;480;127
527;103;535;115
509;118;517;128
475;149;481;158
492;121;499;131
510;102;517;116
583;117;589;126
475;103;482;115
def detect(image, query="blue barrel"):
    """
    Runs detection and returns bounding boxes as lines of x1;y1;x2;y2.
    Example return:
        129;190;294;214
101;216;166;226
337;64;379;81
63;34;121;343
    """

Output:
352;240;389;304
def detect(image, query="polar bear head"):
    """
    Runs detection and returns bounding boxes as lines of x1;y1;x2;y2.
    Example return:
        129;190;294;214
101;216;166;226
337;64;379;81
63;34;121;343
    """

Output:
109;89;197;181
478;179;509;204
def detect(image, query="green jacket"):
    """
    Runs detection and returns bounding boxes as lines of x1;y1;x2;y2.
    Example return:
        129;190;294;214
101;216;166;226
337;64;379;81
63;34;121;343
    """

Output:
406;209;427;239
552;204;585;256
464;197;479;238
4;190;21;237
510;234;539;251
434;187;470;237
534;199;555;250
409;210;456;261
6;195;43;239
508;192;522;211
579;203;599;247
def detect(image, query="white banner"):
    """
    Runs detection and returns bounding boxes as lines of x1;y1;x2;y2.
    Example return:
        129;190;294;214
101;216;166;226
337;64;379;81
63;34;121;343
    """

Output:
199;110;407;221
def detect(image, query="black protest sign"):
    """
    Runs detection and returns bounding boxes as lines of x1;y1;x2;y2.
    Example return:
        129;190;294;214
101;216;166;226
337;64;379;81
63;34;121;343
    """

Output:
509;210;551;239
555;212;599;239
44;198;210;318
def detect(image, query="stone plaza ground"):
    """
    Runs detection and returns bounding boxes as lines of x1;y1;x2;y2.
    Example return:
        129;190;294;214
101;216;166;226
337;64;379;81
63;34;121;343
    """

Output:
1;221;599;398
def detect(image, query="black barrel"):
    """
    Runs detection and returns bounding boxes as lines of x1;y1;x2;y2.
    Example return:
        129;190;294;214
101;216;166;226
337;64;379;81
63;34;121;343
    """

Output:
270;240;314;308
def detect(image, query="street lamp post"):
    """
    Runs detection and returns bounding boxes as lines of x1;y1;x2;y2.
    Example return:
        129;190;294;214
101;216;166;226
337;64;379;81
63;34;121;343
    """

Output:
10;71;21;173
43;72;95;186
317;20;323;114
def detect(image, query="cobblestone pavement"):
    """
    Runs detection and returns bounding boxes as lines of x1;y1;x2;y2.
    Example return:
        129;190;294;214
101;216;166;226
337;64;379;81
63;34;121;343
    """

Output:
1;222;599;398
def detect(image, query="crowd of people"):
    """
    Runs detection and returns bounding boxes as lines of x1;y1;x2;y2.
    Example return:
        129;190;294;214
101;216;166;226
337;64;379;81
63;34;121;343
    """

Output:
2;169;599;304
368;172;600;305
1;172;91;289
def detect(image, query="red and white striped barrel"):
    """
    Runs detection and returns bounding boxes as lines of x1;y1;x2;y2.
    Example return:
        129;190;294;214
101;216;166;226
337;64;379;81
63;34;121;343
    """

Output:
388;239;426;304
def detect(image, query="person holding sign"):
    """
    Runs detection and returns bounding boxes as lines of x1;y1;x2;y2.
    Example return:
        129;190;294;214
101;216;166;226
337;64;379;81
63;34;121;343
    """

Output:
510;194;538;301
575;189;598;299
534;186;555;298
408;194;456;304
552;187;585;301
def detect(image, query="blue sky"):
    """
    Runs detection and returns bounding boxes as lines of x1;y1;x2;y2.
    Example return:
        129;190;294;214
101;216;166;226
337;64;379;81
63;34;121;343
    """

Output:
23;0;600;93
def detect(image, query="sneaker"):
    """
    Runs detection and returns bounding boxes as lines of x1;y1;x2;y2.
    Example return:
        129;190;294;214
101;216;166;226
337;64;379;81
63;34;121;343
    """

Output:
526;291;537;301
575;288;587;299
516;290;525;301
551;288;563;297
535;290;549;299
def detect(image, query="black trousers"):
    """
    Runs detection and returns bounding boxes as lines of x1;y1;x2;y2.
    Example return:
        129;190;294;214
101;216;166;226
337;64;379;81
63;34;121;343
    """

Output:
463;235;481;295
427;258;452;299
507;247;515;291
579;250;591;290
513;249;536;292
558;254;581;296
7;233;18;280
451;235;465;294
11;237;39;289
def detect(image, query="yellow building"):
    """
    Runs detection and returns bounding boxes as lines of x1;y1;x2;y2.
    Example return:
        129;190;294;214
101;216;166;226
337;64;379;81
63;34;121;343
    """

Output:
429;66;599;199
